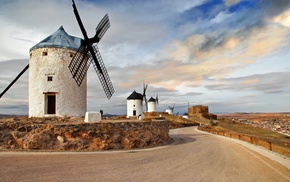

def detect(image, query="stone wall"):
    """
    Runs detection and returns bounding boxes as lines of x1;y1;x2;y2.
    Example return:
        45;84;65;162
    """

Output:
0;120;172;151
188;105;217;120
198;126;290;157
188;105;209;114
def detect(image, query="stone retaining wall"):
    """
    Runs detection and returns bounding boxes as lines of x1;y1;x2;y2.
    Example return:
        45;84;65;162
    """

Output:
198;126;290;157
0;120;172;151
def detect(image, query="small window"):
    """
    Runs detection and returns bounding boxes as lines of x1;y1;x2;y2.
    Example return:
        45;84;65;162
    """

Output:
47;76;53;81
69;52;74;58
30;53;32;58
43;51;48;56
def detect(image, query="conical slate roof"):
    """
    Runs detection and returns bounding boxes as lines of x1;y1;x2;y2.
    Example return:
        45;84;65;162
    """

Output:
148;97;156;102
127;90;143;100
30;26;82;52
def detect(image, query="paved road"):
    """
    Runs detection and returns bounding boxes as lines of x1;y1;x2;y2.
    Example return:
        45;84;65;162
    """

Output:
1;127;289;182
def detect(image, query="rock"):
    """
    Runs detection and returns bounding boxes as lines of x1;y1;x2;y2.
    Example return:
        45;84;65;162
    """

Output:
57;136;64;143
11;131;27;146
22;133;53;149
84;112;101;123
64;132;74;141
17;126;31;132
0;123;6;130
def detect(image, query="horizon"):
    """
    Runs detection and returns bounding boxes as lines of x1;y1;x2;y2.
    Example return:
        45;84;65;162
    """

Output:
1;111;290;117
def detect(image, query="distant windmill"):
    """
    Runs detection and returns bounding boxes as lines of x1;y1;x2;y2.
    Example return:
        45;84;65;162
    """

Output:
165;105;174;115
142;82;148;112
69;0;114;99
170;105;175;113
148;93;159;112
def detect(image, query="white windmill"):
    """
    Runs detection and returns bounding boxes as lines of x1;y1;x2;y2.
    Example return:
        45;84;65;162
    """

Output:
147;94;159;112
165;105;174;115
0;1;114;117
126;90;143;118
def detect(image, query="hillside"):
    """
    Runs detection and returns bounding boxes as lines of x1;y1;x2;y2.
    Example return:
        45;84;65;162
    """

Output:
143;112;199;128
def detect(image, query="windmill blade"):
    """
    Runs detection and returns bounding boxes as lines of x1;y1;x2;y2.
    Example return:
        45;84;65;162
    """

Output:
145;96;148;112
68;44;91;86
94;14;110;43
72;0;89;40
142;81;148;96
89;45;114;99
156;93;158;105
142;81;148;111
0;64;29;99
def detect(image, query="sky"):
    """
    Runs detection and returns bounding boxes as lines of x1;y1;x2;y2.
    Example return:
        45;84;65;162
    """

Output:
0;0;290;115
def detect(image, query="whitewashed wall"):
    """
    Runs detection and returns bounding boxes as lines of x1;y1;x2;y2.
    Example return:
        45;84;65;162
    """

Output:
148;101;156;112
127;99;142;117
165;109;173;115
29;47;86;117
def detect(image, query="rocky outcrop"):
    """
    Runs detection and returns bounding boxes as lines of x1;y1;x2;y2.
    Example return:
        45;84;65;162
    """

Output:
0;119;172;151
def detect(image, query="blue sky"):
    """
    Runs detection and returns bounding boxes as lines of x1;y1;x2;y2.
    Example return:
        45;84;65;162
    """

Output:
0;0;289;115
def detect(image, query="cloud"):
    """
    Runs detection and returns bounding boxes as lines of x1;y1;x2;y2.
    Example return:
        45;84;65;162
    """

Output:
205;72;290;94
105;18;290;93
211;11;232;23
272;9;290;27
1;0;290;114
162;21;290;81
224;0;240;7
0;60;28;114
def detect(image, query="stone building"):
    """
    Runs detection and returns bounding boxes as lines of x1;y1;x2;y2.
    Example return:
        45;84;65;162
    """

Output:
29;26;86;117
188;105;217;120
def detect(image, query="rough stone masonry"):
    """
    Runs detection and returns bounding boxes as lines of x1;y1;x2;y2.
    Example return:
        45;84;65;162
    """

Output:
0;119;172;151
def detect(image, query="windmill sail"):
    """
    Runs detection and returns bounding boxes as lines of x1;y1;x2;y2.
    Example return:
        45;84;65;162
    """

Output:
94;14;110;42
89;45;115;99
69;0;114;99
156;93;158;105
0;64;29;99
143;82;148;112
68;44;91;86
72;0;89;40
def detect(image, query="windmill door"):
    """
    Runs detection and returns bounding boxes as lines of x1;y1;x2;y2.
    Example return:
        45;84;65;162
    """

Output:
133;110;136;116
47;95;56;114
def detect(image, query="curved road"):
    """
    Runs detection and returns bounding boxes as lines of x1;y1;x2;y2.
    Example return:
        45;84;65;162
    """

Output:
1;127;289;182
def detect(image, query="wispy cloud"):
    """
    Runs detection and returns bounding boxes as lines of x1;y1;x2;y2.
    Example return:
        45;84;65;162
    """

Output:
224;0;240;7
205;72;290;93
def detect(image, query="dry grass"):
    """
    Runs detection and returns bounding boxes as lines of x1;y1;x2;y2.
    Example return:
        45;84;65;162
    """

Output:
217;121;289;141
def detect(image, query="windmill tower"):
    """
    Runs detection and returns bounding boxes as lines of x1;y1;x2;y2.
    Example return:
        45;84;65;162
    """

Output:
127;90;143;117
147;94;158;112
29;26;86;117
28;0;114;117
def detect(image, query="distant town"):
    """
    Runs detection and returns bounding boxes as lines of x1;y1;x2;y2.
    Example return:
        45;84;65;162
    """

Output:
218;113;290;136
